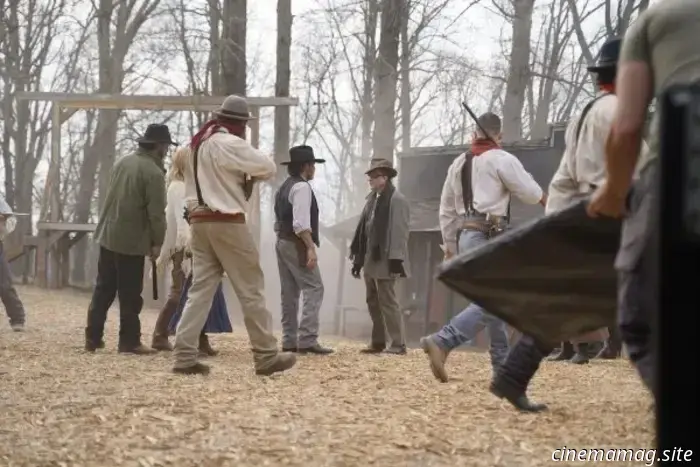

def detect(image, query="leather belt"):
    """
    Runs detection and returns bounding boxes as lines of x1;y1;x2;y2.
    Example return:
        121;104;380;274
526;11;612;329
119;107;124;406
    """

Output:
188;209;245;224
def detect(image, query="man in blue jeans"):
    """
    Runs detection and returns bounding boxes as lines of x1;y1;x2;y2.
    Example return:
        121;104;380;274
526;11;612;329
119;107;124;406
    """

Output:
420;112;546;383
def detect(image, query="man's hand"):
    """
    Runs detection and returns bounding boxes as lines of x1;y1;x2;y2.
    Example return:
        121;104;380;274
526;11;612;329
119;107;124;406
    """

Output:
389;259;406;278
539;192;548;207
443;249;454;261
351;263;362;279
306;247;318;269
587;183;627;219
150;245;161;260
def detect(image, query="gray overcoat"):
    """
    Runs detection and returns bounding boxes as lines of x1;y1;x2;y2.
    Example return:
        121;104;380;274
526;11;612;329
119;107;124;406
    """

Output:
363;190;411;280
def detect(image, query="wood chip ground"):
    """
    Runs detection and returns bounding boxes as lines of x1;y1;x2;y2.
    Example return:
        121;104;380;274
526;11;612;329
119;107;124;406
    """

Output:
0;286;653;466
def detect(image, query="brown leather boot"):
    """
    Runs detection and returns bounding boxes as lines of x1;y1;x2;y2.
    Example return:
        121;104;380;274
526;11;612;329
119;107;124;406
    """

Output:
151;298;178;351
199;333;219;357
420;336;450;382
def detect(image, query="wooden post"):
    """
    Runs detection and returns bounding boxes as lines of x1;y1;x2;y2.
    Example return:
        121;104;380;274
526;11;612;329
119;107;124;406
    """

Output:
333;237;348;335
248;106;261;247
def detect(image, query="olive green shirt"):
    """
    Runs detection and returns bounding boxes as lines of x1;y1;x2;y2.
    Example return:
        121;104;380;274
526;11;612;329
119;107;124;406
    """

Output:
94;148;167;256
620;0;700;170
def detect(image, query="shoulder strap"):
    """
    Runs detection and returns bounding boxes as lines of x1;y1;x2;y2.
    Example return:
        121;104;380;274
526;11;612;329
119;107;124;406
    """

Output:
460;154;475;215
575;93;610;143
191;144;206;207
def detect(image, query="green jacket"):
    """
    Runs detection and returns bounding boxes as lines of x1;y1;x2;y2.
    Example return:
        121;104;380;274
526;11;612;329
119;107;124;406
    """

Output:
94;148;166;256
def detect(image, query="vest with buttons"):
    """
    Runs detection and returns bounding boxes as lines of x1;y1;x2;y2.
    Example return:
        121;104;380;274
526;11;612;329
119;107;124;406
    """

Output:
274;176;320;247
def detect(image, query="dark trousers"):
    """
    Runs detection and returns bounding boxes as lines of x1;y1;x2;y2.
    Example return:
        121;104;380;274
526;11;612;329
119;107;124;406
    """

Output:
85;247;145;348
0;244;25;325
492;334;554;396
615;162;658;399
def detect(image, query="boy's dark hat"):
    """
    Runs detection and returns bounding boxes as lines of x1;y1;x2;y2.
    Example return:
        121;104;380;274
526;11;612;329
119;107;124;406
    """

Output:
281;145;325;165
587;37;621;72
136;123;178;146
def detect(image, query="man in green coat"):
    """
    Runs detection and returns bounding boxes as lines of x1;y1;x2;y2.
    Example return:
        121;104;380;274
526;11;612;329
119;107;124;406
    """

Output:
85;123;174;354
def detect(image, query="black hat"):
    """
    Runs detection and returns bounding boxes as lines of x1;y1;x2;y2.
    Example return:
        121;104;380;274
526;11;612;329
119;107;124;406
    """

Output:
281;145;325;165
136;123;179;146
587;37;621;72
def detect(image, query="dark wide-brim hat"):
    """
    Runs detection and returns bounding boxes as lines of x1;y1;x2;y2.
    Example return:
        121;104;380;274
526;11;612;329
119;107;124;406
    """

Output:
281;145;325;165
213;95;257;121
365;158;397;178
136;123;179;145
587;37;621;72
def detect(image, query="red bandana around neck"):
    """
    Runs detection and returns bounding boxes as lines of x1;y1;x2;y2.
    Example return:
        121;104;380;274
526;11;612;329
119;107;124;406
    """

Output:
599;83;615;94
471;138;501;156
190;119;240;151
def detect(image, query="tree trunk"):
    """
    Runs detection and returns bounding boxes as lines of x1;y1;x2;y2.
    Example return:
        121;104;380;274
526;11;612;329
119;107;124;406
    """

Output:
208;0;222;94
357;0;379;211
273;0;292;185
501;0;535;143
221;0;247;95
372;0;402;164
399;0;411;152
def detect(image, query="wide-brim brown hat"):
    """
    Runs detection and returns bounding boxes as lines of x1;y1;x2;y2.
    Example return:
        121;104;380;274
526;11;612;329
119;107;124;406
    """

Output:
365;158;397;178
136;123;179;146
281;145;325;165
213;95;257;121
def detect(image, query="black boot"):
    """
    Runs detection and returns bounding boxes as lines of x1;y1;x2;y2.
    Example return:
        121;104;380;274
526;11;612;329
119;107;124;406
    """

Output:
490;335;550;413
548;341;574;361
570;342;590;364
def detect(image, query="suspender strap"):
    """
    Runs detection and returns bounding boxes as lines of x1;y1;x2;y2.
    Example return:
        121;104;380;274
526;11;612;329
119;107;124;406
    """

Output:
575;92;611;143
460;154;475;215
462;152;512;224
192;144;207;208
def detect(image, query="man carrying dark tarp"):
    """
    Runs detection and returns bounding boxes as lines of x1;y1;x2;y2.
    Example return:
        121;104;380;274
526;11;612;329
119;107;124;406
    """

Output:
588;0;700;401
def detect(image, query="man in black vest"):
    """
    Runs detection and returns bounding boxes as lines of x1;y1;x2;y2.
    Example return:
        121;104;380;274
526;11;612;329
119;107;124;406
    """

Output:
274;145;334;355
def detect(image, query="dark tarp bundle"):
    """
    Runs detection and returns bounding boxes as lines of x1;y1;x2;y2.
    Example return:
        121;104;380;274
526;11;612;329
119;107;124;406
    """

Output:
437;200;621;346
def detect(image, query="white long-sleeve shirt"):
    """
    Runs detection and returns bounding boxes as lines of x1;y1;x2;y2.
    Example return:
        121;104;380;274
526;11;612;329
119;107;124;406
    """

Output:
546;93;647;215
439;149;543;253
289;181;313;234
158;180;190;263
184;130;276;214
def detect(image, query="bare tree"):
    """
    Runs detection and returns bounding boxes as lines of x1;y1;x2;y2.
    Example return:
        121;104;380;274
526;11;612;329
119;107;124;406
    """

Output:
373;0;403;165
72;0;161;282
497;0;536;143
221;0;246;95
273;0;292;183
0;0;82;265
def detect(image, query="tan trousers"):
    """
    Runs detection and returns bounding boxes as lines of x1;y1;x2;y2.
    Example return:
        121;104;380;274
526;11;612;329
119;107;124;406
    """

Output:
173;222;277;368
364;276;405;348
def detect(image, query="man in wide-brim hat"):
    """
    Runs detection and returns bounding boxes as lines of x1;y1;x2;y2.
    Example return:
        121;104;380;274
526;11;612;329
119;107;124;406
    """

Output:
273;145;334;355
172;94;297;376
85;123;176;354
349;158;411;355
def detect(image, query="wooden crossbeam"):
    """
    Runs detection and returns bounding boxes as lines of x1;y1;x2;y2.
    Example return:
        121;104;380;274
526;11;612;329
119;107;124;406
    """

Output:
15;92;299;111
36;222;97;232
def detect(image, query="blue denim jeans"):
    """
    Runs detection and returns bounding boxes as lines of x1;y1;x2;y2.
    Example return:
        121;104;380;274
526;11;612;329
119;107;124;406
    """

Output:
431;230;509;371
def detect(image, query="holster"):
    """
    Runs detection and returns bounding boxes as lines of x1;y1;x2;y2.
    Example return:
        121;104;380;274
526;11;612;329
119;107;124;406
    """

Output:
462;215;508;240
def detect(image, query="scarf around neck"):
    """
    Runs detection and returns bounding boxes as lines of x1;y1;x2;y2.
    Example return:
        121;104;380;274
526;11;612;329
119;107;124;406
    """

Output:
470;138;501;156
350;181;395;266
190;119;240;152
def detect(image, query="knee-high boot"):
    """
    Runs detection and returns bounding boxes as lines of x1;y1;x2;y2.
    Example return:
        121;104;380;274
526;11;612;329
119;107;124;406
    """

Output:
151;298;178;351
490;335;552;412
